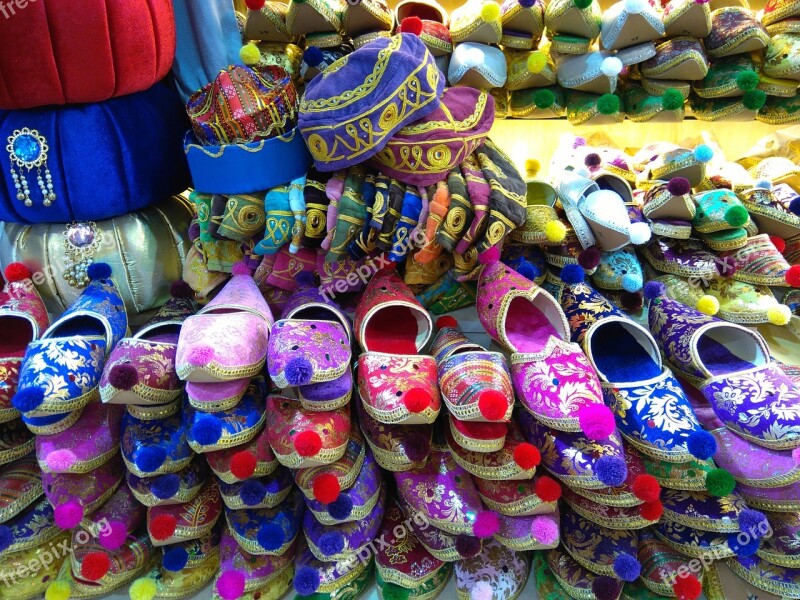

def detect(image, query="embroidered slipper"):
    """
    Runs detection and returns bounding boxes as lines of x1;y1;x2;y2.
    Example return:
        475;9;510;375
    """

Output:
280;278;352;341
133;555;220;600
719;233;800;288
214;530;296;600
660;488;769;538
543;546;623;600
344;0;392;35
176;262;274;383
267;319;350;389
0;419;34;467
219;466;293;511
638;143;714;187
186;378;250;413
448;416;508;453
757;511;800;568
454;538;530;600
634;447;718;493
556;52;625;95
500;0;545;49
590;247;644;292
749;156;800;193
127;455;209;508
66;531;155;595
0;495;58;556
726;555;800;598
705;6;770;58
474;472;562;516
286;0;344;35
402;508;484;562
147;479;222;546
656;517;738;559
4;531;70;600
0;455;42;524
121;401;192;477
738;478;800;513
291;539;373;598
562;487;661;530
690;91;768;122
623;84;686;123
447;42;507;89
243;2;294;43
600;0;664;50
12;264;127;418
225;487;304;556
641;237;721;280
492;508;559;552
692;55;761;99
566;91;626;126
740;182;800;239
637;529;705;598
544;0;601;40
73;483;145;556
395;0;448;24
642;177;695;237
639;37;709;81
663;0;711;37
640;76;692;100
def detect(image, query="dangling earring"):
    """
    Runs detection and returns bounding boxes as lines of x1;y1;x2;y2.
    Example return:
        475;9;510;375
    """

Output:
7;128;56;208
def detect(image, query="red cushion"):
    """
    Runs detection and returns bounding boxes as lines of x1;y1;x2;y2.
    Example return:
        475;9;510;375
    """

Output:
0;0;176;109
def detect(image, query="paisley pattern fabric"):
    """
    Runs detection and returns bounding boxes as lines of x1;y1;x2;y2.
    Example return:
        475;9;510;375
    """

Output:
267;320;350;387
561;509;639;577
225;488;304;555
127;455;209;507
720;234;797;287
218;531;296;591
121;401;193;477
42;454;123;519
454;539;530;600
218;466;293;510
304;449;380;524
148;479;222;546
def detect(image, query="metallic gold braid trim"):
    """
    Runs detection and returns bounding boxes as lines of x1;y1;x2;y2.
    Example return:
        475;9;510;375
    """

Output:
640;246;717;280
29;385;99;416
642;577;677;598
221;485;291;511
652;529;733;559
295;445;366;500
241;561;294;595
740;495;800;513
271;362;348;390
130;482;204;508
726;557;800;597
661;507;741;534
100;382;182;405
299;388;352;412
662;0;707;27
450;18;502;44
211;460;279;485
620;432;693;464
651;156;702;182
226;518;298;556
548;471;614;492
314;554;370;594
741;201;800;230
123;455;194;478
273;441;348;469
563;543;615;578
693;104;756;123
650;474;708;492
68;557;157;599
402;94;489;134
478;493;551;517
2;522;60;556
417;541;462;562
188;393;245;413
0;407;20;424
309;486;381;526
306;532;373;563
360;397;439;425
39;446;118;475
305;31;345;48
551;569;594;600
449;422;505;453
378;564;451;598
650;221;692;239
176;357;265;382
184;130;298;157
154;517;221;548
707;23;769;58
365;438;416;472
74;479;123;527
126;399;181;421
756;548;800;569
0;437;35;467
0;483;42;523
569;486;640;508
24;409;82;435
564;497;652;531
455;566;528;600
449;448;534;481
419;33;453;54
187;413;266;453
642;50;707;79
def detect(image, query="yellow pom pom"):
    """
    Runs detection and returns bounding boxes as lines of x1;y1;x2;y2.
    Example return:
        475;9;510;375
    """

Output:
130;578;158;600
696;295;720;316
45;581;71;600
526;52;547;74
525;159;540;177
544;220;567;243
767;305;792;326
481;2;500;21
239;43;261;66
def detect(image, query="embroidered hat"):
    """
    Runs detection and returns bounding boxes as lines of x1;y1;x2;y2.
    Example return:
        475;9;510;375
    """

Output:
299;33;444;172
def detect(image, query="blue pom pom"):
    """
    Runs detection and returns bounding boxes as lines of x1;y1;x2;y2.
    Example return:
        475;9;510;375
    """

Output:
134;446;167;474
87;262;112;281
257;522;285;551
162;547;188;572
621;274;643;293
285;357;313;386
754;178;773;191
304;46;324;67
151;474;180;500
11;387;45;413
739;509;769;539
561;264;586;285
643;281;666;301
728;532;761;557
789;197;800;216
613;553;641;582
595;455;627;487
0;525;13;552
687;430;717;460
294;566;321;596
327;494;354;521
192;415;223;447
516;258;540;281
239;480;266;507
318;531;345;556
693;145;713;163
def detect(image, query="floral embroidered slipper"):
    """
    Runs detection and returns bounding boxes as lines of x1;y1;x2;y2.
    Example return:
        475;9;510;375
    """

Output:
641;237;721;280
267;319;350;389
147;479;222;547
705;6;769;58
473;471;562;518
218;466;293;511
562;487;661;530
0;455;42;525
70;483;145;561
543;546;624;600
224;487;304;556
121;400;192;477
66;530;155;593
494;508;560;551
623;84;686;124
725;555;800;598
636;142;714;187
214;530;296;600
641;177;695;238
740;181;800;239
291;538;373;597
636;529;705;598
0;495;58;556
719;234;800;289
454;538;531;600
127;455;209;508
5;531;70;600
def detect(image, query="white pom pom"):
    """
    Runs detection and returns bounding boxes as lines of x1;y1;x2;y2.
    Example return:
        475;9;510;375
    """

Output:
471;581;494;600
601;56;623;77
624;0;646;13
629;222;652;245
754;178;773;191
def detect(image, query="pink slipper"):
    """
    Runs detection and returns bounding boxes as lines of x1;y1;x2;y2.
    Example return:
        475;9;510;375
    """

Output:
186;378;250;413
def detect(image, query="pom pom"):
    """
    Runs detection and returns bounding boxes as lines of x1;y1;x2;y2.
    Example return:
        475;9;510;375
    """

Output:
531;516;559;545
621;292;643;311
639;500;664;521
312;473;341;504
526;51;547;74
667;177;691;196
240;43;261;66
327;494;354;520
742;89;767;111
81;552;111;581
294;431;322;457
45;581;71;600
0;525;12;552
662;88;685;111
192;415;223;447
597;93;621;115
149;514;177;541
739;509;769;538
480;2;500;21
230;451;257;480
533;89;555;109
770;236;786;253
673;574;702;600
231;261;250;276
613;553;641;582
319;531;345;556
736;70;760;91
98;520;128;550
621;273;643;293
595;455;627;487
303;46;324;68
477;390;509;421
239;479;266;507
87;262;111;281
754;178;773;191
629;222;652;245
561;264;586;285
217;571;246;600
535;476;562;502
471;581;493;600
256;522;285;553
45;449;77;472
643;281;666;300
455;535;482;558
525;158;541;176
584;153;602;169
785;265;800;288
696;295;720;316
383;583;411;600
108;363;138;391
518;0;535;6
404;388;433;413
693;145;714;163
573;137;587;148
716;258;737;278
285;357;313;386
162;547;189;572
296;271;316;288
3;263;30;282
514;258;539;280
513;443;541;470
789;197;800;216
399;16;423;35
728;532;760;557
768;305;792;326
577;403;615;440
544;220;567;243
54;501;83;529
473;511;499;538
135;446;167;474
12;387;45;413
436;316;459;330
632;475;661;503
592;576;622;600
478;245;500;265
294;566;321;596
706;468;736;497
687;429;717;460
245;0;266;9
578;247;601;270
625;0;645;13
187;345;214;367
129;578;157;600
723;205;749;227
573;0;592;8
601;57;623;78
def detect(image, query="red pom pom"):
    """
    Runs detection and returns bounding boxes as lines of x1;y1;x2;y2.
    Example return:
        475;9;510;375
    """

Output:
632;475;661;503
403;388;432;414
473;511;499;538
786;265;800;288
150;515;177;541
436;316;459;330
513;443;541;470
534;476;562;502
477;390;509;421
245;0;266;9
478;246;500;265
578;246;601;270
400;16;423;35
639;500;663;521
312;473;341;504
4;263;31;282
771;236;787;254
230;451;257;480
231;261;251;276
80;552;111;581
673;574;702;600
294;431;323;457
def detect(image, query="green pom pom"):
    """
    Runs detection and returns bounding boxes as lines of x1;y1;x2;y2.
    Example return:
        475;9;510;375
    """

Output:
533;89;556;109
597;94;620;115
706;468;736;497
662;88;685;111
736;70;760;92
743;89;767;111
573;0;592;8
724;204;749;227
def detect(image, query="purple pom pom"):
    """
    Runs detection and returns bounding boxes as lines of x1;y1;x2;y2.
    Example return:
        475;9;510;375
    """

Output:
613;554;641;582
151;474;180;500
294;566;321;596
560;264;586;285
240;480;266;507
595;455;628;487
643;281;666;301
518;0;535;6
584;153;602;168
789;197;800;216
135;446;167;474
318;531;345;556
108;364;138;391
591;575;622;600
667;177;691;196
454;535;482;558
285;357;313;386
327;495;354;521
296;271;316;287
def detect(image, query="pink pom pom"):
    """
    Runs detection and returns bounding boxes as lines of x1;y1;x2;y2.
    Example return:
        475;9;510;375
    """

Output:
187;345;214;366
45;450;77;472
531;516;559;546
231;262;251;276
98;520;128;550
216;571;246;600
478;246;500;265
473;511;499;538
54;501;84;529
471;581;493;600
577;404;615;440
